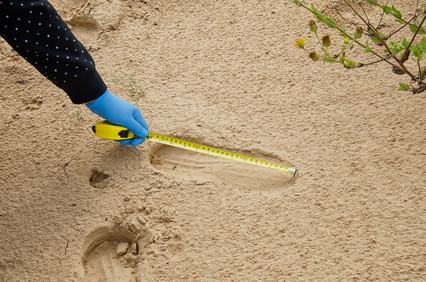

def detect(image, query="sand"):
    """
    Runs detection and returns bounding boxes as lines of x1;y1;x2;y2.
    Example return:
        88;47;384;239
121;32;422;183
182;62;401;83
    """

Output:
0;0;425;281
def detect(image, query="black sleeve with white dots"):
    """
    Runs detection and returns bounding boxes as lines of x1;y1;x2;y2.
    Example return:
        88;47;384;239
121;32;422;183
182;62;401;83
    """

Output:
0;0;107;104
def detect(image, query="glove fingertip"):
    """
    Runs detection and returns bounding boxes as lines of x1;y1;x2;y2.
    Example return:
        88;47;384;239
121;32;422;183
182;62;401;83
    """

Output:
131;138;145;146
140;128;149;138
118;139;132;145
131;125;149;138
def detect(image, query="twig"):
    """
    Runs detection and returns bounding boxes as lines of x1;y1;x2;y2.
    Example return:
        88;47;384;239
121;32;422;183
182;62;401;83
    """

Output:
387;14;417;39
401;14;426;68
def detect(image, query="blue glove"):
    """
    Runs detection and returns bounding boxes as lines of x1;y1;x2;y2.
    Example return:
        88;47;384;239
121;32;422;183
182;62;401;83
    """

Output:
86;89;148;146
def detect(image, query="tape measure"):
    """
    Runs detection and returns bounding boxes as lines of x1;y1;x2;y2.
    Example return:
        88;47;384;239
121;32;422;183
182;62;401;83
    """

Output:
92;121;296;175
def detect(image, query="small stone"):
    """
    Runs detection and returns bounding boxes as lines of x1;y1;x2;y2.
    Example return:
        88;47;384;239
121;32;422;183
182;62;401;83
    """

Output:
161;216;173;223
117;242;129;256
129;243;138;254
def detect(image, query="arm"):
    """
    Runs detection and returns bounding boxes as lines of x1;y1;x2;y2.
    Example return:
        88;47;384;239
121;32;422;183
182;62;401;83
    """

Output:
0;0;148;145
0;0;106;103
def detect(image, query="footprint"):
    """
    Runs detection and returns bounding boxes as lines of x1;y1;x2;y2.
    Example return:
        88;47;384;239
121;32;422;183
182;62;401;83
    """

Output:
150;144;295;192
0;259;23;281
82;228;139;282
22;96;43;111
65;14;100;46
89;168;111;189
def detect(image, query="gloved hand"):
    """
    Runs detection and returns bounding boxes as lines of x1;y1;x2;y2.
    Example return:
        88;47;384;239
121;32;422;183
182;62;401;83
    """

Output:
86;89;148;146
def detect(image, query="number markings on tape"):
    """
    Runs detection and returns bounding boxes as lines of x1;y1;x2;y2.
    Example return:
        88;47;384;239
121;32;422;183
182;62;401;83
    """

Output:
147;132;296;175
92;121;296;175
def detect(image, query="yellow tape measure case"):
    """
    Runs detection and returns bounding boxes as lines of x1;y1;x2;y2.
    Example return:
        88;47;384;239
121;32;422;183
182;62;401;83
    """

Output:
92;121;136;140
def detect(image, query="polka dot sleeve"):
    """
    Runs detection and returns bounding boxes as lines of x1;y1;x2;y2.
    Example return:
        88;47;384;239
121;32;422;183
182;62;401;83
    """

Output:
0;0;107;104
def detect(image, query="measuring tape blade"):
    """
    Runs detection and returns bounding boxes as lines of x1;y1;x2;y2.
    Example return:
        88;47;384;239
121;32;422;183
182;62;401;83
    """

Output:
92;121;296;175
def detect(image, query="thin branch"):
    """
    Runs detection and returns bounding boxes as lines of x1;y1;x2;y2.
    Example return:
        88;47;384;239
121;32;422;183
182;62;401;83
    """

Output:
401;14;426;63
335;9;351;24
343;0;370;27
376;0;389;28
358;1;371;27
377;34;418;81
417;61;422;79
351;55;392;68
387;14;417;39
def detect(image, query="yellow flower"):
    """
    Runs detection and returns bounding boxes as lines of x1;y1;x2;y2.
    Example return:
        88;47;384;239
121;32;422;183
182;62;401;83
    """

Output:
294;38;306;48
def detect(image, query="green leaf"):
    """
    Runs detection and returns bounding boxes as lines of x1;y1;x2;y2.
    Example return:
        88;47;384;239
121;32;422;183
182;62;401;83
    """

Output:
316;14;325;22
383;5;392;15
398;82;411;91
421;37;426;52
392;5;402;19
402;37;409;48
365;40;372;53
325;57;335;63
395;19;405;24
413;19;426;34
371;36;382;44
388;40;400;55
409;23;426;34
409;24;418;33
344;60;356;67
325;17;336;27
311;4;317;12
411;45;420;57
366;0;378;5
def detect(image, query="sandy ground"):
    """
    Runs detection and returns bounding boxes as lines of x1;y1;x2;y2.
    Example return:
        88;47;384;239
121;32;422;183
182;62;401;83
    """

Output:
0;0;425;281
